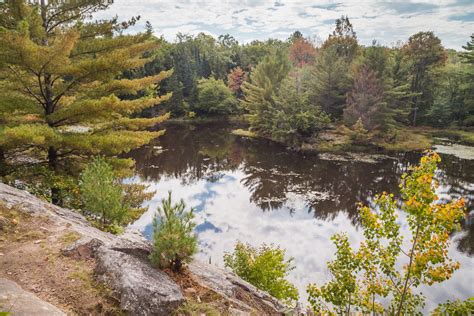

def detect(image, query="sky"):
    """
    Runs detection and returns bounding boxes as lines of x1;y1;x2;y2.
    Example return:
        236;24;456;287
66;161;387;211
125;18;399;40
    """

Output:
96;0;474;50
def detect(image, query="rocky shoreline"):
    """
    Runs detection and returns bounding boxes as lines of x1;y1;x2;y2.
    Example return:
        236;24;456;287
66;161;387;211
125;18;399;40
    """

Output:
0;183;289;315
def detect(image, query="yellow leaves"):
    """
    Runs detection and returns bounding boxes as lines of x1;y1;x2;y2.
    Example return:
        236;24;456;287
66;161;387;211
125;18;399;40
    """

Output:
0;123;59;148
86;70;172;98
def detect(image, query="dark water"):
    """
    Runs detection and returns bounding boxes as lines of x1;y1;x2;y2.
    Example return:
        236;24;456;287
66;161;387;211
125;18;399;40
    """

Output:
128;122;474;311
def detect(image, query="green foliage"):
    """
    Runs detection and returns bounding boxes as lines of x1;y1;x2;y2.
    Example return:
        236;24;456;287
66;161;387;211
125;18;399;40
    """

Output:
224;241;299;306
79;157;152;232
0;0;170;206
271;72;330;146
306;45;351;119
194;77;237;115
150;192;197;272
242;50;291;132
403;31;447;125
307;152;466;315
432;297;474;315
80;157;125;230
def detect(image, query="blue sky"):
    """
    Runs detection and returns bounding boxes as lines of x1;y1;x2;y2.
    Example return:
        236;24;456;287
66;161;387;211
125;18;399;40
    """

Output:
97;0;474;49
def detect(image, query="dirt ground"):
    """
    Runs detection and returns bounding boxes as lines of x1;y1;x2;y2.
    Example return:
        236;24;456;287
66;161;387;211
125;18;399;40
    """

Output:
0;203;122;315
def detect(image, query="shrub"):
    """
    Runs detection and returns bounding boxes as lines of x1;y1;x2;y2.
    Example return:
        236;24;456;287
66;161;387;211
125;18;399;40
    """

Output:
150;192;197;272
224;241;299;306
432;297;474;315
194;77;237;115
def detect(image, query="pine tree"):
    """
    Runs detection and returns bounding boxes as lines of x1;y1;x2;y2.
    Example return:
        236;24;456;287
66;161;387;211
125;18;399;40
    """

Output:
271;72;330;146
306;46;351;119
0;0;171;205
242;51;291;134
343;66;387;131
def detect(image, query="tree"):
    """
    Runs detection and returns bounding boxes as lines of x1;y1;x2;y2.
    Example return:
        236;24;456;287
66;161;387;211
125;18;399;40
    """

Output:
322;15;359;61
403;31;447;125
460;34;474;126
150;192;197;272
80;156;153;233
194;77;237;115
289;37;317;67
0;0;170;205
271;72;330;146
307;46;351;119
307;152;465;315
428;63;466;127
227;66;247;98
343;66;387;132
224;241;299;306
361;42;413;128
242;51;291;133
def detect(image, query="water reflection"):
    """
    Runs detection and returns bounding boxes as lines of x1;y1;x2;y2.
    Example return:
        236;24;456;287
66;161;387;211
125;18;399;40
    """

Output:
128;122;474;311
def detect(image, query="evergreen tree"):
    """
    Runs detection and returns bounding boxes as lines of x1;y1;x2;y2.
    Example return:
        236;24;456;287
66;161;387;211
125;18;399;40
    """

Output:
242;51;291;133
344;66;387;131
271;72;330;146
0;0;170;205
307;46;351;119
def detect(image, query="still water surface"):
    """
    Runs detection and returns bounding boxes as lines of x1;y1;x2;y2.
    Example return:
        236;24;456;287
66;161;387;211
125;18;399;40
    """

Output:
128;122;473;311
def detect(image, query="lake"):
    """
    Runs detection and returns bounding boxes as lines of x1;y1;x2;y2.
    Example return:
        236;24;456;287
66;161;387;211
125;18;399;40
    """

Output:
127;121;474;312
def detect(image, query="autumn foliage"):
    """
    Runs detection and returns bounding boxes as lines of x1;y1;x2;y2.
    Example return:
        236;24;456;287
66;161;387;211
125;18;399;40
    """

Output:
289;37;317;67
307;151;466;315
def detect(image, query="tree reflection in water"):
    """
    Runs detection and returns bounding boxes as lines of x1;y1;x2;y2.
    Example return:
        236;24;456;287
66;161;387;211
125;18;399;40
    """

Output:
128;122;473;255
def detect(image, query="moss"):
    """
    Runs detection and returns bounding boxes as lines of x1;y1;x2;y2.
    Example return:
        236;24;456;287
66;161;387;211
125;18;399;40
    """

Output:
376;131;432;152
231;129;257;138
59;231;81;247
428;129;474;145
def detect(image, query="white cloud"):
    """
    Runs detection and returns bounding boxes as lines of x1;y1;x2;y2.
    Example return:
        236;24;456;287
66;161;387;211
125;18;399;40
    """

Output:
94;0;474;49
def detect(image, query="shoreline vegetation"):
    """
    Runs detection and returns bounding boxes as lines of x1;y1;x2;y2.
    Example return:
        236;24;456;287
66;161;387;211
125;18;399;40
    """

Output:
232;125;474;152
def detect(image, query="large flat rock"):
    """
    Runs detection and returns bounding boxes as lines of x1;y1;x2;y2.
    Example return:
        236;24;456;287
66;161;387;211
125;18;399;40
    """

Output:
0;278;65;316
95;246;185;316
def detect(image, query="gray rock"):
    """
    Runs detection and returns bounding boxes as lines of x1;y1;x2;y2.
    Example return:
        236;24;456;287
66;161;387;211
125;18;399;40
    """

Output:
0;183;290;315
0;278;65;316
95;246;184;316
189;260;287;314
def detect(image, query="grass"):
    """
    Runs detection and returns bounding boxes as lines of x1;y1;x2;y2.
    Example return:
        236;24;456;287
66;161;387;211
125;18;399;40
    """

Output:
427;129;474;145
231;128;257;138
59;231;81;246
377;129;432;152
174;300;221;316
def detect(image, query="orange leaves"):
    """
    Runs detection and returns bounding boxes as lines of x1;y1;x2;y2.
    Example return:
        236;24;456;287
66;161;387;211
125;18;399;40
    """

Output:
289;37;317;67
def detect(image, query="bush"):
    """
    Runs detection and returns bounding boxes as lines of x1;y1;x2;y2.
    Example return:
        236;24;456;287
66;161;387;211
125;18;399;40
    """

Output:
150;192;197;272
432;297;474;315
194;77;237;115
224;241;299;306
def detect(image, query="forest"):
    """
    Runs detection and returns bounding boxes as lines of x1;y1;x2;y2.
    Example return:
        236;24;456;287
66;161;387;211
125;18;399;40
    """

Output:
0;0;473;315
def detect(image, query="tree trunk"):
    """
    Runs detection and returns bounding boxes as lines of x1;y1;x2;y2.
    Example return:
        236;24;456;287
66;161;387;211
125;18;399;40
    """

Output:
0;146;6;177
48;146;61;206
